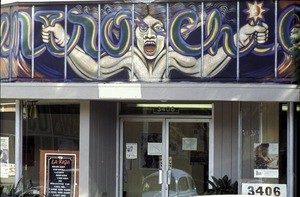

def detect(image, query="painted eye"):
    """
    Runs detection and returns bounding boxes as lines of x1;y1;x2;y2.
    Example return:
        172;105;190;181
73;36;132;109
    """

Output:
139;26;148;32
154;25;164;32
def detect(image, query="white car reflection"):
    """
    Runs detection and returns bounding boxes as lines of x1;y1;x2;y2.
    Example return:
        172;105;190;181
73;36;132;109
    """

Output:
142;168;198;197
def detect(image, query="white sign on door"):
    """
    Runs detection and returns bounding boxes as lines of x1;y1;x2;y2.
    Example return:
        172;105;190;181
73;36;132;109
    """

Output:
182;138;197;151
126;143;137;159
148;143;162;155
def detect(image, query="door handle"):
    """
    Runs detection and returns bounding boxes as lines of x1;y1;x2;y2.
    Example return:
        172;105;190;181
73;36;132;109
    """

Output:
167;170;171;185
159;170;163;184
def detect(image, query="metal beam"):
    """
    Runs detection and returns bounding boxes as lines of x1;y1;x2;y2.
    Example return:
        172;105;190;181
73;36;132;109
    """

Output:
1;82;299;101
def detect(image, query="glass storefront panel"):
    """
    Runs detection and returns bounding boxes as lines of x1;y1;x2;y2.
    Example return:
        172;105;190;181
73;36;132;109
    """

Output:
0;102;16;187
122;119;210;197
122;121;163;197
294;103;299;197
168;121;209;195
240;102;288;196
22;102;79;196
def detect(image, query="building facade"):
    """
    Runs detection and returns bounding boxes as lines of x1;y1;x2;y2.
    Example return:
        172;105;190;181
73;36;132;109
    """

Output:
1;0;300;196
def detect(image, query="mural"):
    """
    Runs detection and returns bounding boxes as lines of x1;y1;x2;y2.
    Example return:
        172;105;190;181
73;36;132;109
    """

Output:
0;1;299;82
240;0;275;80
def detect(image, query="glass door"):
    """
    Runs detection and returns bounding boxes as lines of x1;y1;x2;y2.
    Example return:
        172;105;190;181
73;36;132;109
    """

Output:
120;118;211;197
121;119;167;197
166;119;211;196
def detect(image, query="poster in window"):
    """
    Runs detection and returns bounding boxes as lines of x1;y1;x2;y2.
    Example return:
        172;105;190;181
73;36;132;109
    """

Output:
0;137;9;178
126;143;137;159
254;143;279;178
0;137;9;164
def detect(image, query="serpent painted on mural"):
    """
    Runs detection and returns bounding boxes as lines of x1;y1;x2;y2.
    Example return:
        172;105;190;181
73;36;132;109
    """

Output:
0;1;299;81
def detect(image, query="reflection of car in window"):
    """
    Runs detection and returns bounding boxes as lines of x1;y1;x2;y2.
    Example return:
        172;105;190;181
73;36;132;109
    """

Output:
142;168;198;197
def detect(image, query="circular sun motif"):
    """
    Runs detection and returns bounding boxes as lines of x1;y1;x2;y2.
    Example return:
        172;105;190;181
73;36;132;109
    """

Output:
251;5;261;17
244;1;268;25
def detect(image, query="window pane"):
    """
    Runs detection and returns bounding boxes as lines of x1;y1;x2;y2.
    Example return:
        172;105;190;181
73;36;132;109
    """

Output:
240;102;287;186
22;103;79;196
0;102;16;186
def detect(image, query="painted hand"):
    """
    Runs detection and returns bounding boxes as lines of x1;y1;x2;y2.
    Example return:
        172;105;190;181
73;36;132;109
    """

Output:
239;22;269;47
42;23;69;47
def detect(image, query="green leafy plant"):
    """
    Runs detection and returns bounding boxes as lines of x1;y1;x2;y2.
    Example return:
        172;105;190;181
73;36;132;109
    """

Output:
0;178;39;197
205;175;238;195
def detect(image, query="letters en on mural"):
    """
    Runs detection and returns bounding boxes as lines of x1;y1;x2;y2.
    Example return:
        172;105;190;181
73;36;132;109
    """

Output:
0;1;299;82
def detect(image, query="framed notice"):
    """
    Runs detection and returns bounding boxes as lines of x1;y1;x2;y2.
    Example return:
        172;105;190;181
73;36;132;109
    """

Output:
40;150;79;197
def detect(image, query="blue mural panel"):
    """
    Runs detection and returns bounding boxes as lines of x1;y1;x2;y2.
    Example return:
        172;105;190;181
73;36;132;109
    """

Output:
34;5;65;81
100;4;133;81
0;6;11;80
203;1;237;81
168;2;202;81
11;6;20;80
239;0;276;81
133;3;167;82
277;1;300;81
16;6;33;80
66;4;99;81
1;1;299;83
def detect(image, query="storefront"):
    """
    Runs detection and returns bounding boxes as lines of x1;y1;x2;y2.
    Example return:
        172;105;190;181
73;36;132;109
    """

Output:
1;0;300;196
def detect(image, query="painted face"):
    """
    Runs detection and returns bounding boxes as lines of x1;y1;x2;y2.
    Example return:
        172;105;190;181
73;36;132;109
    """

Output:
251;5;260;17
135;15;165;60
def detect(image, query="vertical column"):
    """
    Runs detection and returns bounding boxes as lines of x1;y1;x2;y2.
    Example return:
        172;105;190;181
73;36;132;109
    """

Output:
15;100;23;185
115;104;120;197
79;101;90;196
64;5;68;81
259;102;263;143
274;0;278;79
98;4;101;80
165;3;170;79
131;3;135;80
237;101;242;193
162;120;168;197
31;6;35;79
237;1;240;81
201;2;204;78
287;102;294;196
9;6;13;81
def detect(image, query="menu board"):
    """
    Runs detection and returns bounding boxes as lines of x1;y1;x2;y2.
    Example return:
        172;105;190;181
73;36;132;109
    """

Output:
40;151;79;197
46;154;75;196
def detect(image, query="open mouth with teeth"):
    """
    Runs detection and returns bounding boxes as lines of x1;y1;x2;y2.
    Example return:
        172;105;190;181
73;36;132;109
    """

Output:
144;41;156;56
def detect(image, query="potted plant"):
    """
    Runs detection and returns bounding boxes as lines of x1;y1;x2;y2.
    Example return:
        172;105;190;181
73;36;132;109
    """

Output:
205;175;238;195
0;178;40;197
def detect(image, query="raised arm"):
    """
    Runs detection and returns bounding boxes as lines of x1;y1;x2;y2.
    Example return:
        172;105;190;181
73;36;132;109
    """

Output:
42;23;132;80
168;22;269;78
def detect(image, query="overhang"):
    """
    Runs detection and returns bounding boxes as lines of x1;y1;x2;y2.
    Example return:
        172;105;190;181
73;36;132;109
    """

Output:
1;82;299;102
